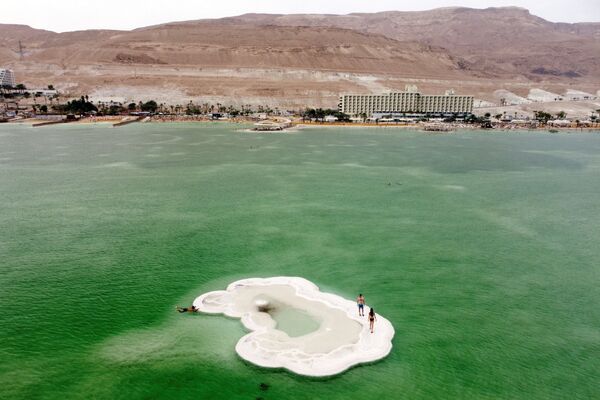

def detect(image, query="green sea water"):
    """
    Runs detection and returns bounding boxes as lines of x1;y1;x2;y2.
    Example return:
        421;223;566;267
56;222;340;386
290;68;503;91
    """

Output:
1;123;599;399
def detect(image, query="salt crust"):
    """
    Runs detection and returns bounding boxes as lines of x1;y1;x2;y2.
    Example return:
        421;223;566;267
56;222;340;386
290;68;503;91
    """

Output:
193;277;394;377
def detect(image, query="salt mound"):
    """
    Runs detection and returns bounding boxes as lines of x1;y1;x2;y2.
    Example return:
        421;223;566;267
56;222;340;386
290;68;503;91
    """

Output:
474;99;497;108
193;277;394;377
528;89;563;102
564;90;597;101
493;90;531;105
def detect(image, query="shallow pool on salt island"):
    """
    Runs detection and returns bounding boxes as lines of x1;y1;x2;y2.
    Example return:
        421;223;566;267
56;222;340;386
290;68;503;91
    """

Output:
193;277;395;377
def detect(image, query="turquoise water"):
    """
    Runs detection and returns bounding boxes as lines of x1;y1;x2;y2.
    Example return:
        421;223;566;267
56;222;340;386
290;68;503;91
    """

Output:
1;123;599;399
270;306;321;338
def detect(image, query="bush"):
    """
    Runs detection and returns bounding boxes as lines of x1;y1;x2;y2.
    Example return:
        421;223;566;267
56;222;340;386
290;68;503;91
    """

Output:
141;100;158;113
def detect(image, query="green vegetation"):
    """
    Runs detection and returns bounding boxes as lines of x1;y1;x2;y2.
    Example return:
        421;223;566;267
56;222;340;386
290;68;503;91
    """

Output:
302;108;350;122
465;114;485;124
443;115;456;123
534;111;553;124
185;103;202;115
102;104;125;116
140;100;158;113
56;96;98;115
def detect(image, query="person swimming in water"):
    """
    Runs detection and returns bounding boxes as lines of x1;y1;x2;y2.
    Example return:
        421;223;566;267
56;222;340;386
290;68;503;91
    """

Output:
369;308;377;333
176;305;197;313
357;294;365;316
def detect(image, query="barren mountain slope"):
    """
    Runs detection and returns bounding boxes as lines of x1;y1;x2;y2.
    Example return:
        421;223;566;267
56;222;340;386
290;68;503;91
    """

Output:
0;7;598;109
1;23;463;75
224;7;600;79
0;21;473;107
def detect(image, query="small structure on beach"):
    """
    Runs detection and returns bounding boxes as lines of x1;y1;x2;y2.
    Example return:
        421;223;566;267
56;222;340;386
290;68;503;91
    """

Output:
548;119;572;127
423;123;453;132
253;119;291;132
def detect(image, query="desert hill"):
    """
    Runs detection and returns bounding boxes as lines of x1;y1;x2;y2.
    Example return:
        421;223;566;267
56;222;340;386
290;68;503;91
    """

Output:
0;7;598;110
0;22;459;75
223;7;600;78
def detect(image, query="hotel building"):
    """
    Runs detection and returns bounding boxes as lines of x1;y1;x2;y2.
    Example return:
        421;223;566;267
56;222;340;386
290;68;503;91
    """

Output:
0;69;16;87
338;86;474;116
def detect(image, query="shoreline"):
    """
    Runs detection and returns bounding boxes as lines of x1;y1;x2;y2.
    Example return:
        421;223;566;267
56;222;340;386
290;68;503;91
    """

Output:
4;117;599;132
292;123;600;132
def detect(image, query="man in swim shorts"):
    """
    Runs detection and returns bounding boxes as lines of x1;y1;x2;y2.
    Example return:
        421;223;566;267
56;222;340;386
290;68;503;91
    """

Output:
357;294;365;316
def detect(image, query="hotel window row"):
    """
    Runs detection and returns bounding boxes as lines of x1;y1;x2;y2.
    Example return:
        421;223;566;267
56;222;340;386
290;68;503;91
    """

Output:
338;88;474;116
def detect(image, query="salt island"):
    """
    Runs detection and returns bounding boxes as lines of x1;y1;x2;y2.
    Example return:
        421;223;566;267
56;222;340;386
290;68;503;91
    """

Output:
193;277;395;377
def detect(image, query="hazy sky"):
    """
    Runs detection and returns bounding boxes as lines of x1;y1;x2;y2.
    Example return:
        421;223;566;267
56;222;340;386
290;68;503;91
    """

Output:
2;0;599;32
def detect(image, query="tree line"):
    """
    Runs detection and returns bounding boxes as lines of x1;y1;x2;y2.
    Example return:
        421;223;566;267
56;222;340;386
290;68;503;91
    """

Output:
302;108;350;122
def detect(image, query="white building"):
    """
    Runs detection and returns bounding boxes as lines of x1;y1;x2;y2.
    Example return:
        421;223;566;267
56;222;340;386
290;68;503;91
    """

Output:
419;93;474;114
0;69;16;87
338;85;474;116
32;89;58;96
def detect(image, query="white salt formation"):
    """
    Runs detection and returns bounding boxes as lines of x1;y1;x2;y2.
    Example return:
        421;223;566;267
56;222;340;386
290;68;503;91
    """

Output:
493;90;531;105
193;277;394;377
473;99;497;108
527;89;563;102
564;90;597;101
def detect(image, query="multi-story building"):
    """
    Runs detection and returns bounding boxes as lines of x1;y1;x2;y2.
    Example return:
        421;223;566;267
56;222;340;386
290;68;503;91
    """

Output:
0;69;16;87
419;90;474;114
338;86;473;116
